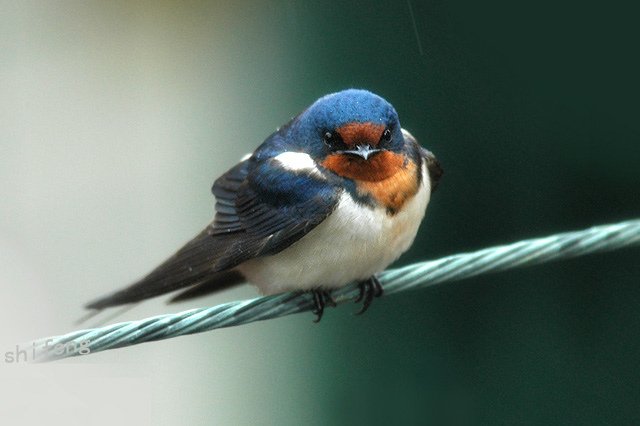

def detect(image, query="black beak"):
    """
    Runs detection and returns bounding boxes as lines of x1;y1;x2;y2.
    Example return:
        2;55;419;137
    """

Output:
338;144;382;160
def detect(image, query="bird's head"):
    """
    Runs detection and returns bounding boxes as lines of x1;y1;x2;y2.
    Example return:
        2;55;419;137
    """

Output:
287;89;410;182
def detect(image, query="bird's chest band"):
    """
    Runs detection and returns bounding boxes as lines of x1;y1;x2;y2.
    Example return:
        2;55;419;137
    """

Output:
321;151;420;214
356;160;420;215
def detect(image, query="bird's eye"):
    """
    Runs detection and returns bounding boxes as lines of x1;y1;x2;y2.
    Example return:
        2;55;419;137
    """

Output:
323;131;334;146
381;128;392;143
323;131;345;151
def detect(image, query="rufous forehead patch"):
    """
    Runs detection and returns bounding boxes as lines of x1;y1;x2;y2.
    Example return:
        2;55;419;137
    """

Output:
336;122;385;147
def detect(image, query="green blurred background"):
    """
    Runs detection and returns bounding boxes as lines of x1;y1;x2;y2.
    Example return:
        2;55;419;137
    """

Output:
1;1;639;424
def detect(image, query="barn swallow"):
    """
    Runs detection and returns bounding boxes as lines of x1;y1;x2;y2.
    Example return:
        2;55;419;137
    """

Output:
86;89;442;321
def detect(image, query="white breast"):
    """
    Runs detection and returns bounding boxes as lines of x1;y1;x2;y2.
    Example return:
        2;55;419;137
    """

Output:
237;165;432;295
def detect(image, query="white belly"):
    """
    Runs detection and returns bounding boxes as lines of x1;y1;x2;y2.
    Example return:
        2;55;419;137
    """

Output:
237;166;432;295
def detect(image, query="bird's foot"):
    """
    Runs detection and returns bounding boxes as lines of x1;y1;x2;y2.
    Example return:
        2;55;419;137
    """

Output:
354;276;384;315
311;289;337;322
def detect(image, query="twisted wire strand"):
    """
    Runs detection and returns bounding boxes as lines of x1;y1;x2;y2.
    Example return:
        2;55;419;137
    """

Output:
31;219;640;362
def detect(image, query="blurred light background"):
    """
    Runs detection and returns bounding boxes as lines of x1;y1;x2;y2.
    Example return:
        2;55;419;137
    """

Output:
1;0;639;424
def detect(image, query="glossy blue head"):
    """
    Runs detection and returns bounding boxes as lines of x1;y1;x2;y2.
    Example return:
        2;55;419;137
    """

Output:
280;89;410;182
300;89;398;131
285;89;404;157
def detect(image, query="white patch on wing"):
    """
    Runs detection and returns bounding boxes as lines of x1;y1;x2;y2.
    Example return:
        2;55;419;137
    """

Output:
237;163;431;295
273;151;324;178
240;153;252;161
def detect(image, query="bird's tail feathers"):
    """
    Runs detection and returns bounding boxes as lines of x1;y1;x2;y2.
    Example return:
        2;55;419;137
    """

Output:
85;228;244;310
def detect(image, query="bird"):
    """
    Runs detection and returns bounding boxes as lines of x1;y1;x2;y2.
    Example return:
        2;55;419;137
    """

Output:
85;89;443;321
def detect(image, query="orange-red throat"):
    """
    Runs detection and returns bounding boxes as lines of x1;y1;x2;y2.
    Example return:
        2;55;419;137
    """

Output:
321;121;394;181
320;122;420;213
322;150;403;182
322;151;420;213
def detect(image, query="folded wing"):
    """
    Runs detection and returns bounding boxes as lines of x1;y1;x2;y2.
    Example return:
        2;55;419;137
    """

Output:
86;145;340;310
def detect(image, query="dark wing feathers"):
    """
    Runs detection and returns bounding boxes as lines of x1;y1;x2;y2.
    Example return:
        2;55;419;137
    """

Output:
208;157;339;264
168;270;245;303
211;159;251;234
401;129;442;192
420;147;443;192
85;227;236;309
86;155;339;310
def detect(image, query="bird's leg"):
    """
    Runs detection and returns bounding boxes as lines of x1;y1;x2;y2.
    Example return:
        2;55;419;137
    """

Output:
310;289;336;322
355;275;384;315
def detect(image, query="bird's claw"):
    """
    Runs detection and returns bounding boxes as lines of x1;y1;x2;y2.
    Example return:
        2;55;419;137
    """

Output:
355;276;384;315
311;289;336;322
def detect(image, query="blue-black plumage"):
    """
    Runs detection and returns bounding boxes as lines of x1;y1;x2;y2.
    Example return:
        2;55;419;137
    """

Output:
86;89;442;320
